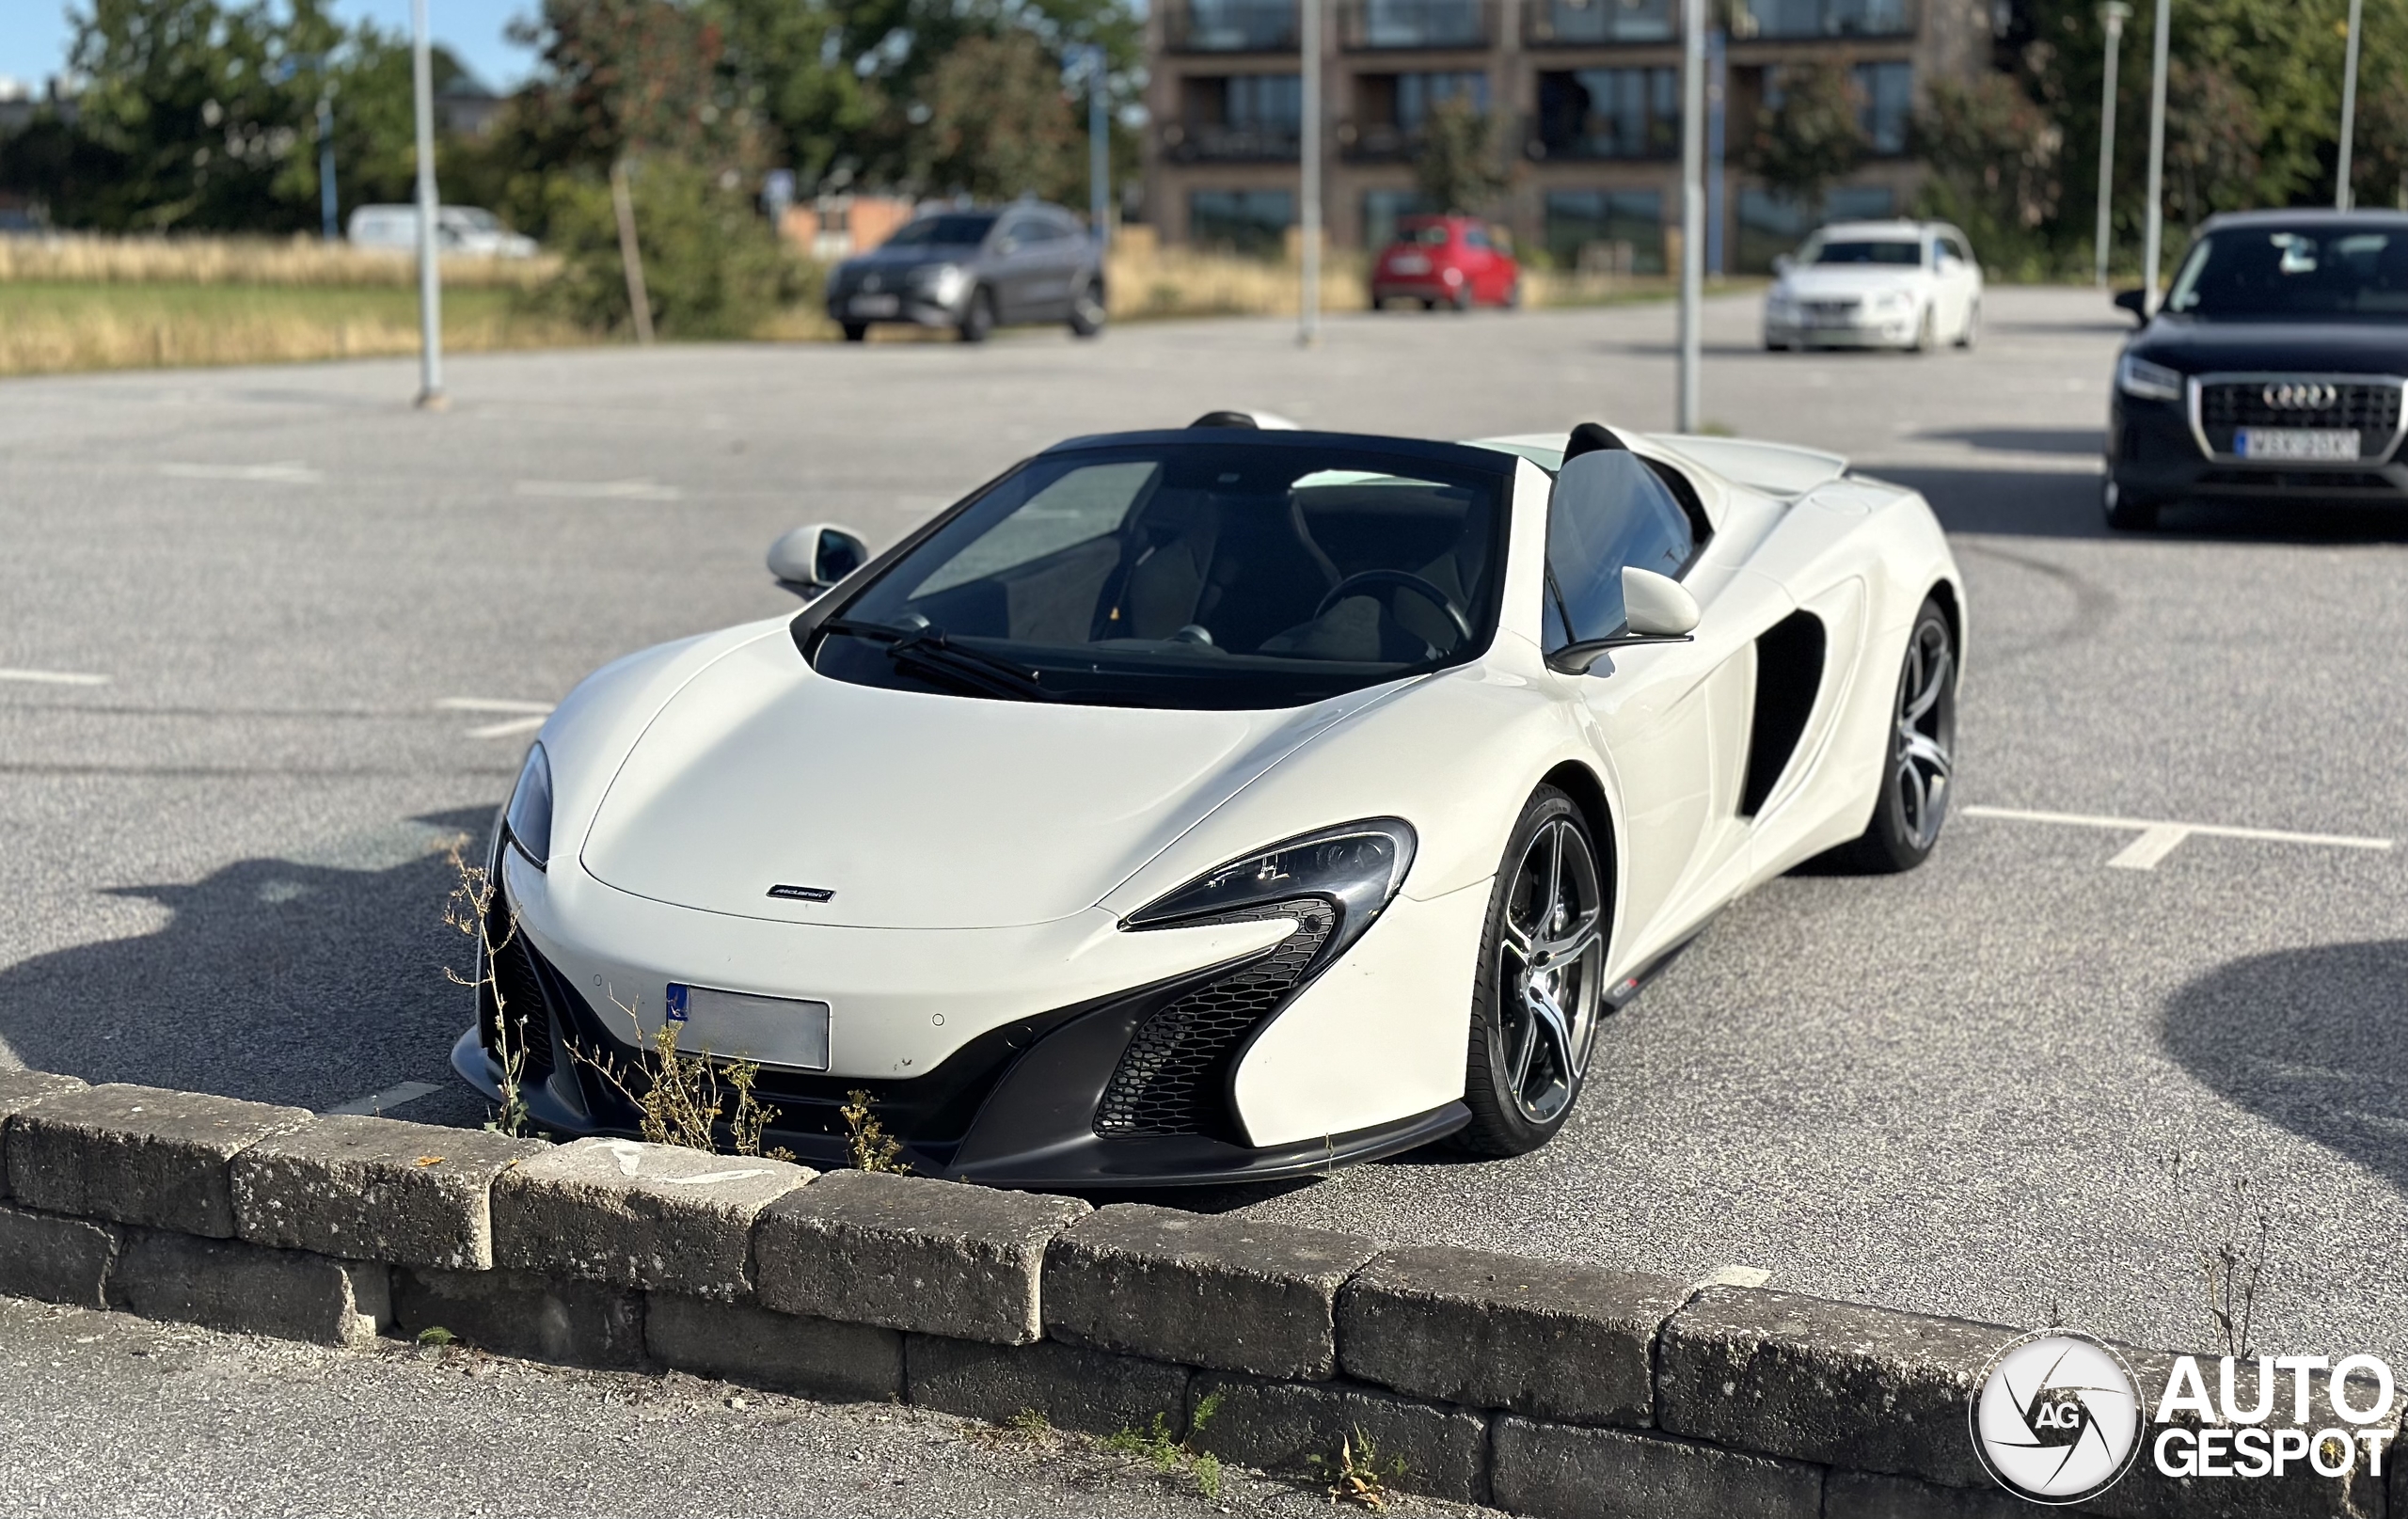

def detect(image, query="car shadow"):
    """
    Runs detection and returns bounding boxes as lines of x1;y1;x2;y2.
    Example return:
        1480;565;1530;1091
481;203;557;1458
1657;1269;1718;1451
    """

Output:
1915;427;2106;455
2159;941;2408;1192
0;808;495;1123
1862;462;2408;545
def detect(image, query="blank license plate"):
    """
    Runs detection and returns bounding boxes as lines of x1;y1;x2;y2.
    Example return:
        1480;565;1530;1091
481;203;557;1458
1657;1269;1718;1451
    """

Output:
1386;254;1431;275
850;294;900;317
665;983;830;1070
2235;427;2358;460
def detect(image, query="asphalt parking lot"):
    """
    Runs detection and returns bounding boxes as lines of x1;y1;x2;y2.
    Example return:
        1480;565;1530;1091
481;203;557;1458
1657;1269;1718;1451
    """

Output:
4;284;2405;1379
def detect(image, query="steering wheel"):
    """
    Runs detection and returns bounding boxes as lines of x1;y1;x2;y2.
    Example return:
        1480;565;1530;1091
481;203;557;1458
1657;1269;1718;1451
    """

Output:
1312;570;1473;649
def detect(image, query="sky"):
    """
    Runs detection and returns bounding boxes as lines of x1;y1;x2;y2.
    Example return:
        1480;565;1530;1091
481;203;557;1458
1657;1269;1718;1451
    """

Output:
0;0;539;96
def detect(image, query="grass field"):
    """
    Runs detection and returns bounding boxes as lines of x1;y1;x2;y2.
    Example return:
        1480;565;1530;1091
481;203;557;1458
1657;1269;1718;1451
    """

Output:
0;282;587;376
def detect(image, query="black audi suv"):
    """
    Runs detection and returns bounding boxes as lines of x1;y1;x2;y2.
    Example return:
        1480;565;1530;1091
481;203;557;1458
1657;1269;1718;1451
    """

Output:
2104;209;2408;530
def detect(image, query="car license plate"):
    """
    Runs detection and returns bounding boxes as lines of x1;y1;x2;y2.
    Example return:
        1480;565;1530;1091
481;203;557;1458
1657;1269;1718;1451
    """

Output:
665;983;831;1070
850;294;900;317
1387;254;1431;275
2234;427;2358;460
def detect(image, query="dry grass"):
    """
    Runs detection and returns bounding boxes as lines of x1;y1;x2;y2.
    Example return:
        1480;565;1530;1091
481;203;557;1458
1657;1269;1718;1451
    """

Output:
0;232;553;288
0;282;587;377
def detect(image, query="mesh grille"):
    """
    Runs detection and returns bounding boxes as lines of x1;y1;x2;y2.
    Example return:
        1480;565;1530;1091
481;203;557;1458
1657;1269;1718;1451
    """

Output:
2200;380;2402;434
479;886;556;1083
1094;900;1335;1140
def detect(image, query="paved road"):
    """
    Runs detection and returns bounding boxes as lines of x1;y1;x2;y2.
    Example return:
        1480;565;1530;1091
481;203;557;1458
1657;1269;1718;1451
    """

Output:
3;287;2404;1379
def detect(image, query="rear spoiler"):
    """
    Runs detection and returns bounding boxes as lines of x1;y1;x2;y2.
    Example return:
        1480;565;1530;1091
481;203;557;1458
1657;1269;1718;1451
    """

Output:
1646;435;1850;498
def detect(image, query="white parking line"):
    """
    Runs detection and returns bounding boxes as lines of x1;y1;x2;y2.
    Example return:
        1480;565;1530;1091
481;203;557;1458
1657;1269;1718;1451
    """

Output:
324;1081;442;1116
515;478;683;501
437;697;554;739
0;668;109;686
159;461;325;484
1963;805;2394;871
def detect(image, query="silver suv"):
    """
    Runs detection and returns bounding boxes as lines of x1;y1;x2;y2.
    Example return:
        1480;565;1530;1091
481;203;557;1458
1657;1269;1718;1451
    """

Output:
826;203;1108;344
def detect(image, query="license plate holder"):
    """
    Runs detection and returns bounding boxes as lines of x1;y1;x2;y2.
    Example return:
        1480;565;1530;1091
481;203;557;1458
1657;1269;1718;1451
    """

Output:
1386;254;1431;276
2234;427;2359;461
665;983;831;1070
850;294;900;318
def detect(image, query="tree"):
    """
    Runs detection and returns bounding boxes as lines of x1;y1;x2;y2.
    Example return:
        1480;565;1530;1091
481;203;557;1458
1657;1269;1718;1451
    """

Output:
1744;60;1866;217
1413;95;1506;215
911;31;1084;200
2163;58;2266;228
1910;71;2061;271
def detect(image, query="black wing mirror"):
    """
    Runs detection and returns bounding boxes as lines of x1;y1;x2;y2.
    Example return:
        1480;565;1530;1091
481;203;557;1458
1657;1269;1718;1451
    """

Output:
2113;288;2149;324
768;524;871;599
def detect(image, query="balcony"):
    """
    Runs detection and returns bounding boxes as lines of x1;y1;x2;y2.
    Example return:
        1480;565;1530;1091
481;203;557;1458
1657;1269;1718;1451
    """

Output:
1162;122;1304;162
1338;119;1421;161
1729;0;1913;39
1165;0;1301;52
1524;0;1676;46
1339;0;1494;50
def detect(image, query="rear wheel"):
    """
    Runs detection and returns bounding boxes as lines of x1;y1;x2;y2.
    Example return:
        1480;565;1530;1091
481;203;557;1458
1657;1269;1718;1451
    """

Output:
1450;283;1474;312
2103;478;2160;530
841;323;869;343
1830;598;1956;873
1456;787;1608;1157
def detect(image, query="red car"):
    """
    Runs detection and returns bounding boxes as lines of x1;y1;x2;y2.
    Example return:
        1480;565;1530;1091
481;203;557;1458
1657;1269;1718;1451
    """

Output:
1370;214;1522;310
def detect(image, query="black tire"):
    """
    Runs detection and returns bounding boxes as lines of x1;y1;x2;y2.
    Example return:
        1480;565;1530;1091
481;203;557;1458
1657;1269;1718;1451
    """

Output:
958;287;995;344
1504;279;1523;309
1829;598;1957;874
1069;277;1107;338
1955;300;1980;349
841;323;869;343
1910;304;1935;353
2103;479;2160;530
1450;284;1475;312
1455;786;1609;1158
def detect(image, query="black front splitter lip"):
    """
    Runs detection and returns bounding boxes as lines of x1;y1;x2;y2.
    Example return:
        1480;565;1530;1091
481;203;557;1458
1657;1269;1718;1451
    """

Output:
450;1027;1467;1189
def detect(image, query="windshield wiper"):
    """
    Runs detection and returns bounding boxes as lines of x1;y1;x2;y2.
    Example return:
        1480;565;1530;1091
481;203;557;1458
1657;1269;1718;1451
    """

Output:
820;619;1061;703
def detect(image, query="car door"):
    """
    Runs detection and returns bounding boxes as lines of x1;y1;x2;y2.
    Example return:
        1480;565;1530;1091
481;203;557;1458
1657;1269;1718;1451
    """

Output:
987;214;1047;322
1542;450;1749;960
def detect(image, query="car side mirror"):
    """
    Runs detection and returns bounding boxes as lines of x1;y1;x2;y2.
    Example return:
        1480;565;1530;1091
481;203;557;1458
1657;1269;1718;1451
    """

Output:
2113;287;2149;324
767;523;870;598
1623;566;1701;637
1772;253;1794;276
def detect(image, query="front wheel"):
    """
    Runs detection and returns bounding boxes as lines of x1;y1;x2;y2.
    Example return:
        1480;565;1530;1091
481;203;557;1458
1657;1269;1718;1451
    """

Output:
958;287;995;344
1455;787;1608;1158
1069;278;1107;338
1830;598;1956;873
2103;478;2160;530
1910;304;1935;353
841;323;869;343
1955;300;1980;349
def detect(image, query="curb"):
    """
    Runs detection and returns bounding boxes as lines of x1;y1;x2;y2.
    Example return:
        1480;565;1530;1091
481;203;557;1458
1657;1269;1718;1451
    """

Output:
0;1068;2390;1517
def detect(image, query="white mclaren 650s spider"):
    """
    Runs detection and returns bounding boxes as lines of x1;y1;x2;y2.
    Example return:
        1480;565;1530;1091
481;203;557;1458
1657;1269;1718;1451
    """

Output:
454;413;1964;1186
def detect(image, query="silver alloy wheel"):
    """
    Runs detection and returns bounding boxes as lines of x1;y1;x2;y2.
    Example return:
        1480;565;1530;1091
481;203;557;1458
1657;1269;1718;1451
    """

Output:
1495;817;1605;1124
1893;617;1956;851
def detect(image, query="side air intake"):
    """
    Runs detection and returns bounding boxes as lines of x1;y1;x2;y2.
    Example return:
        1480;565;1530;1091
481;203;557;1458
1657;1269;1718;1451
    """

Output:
1739;611;1826;816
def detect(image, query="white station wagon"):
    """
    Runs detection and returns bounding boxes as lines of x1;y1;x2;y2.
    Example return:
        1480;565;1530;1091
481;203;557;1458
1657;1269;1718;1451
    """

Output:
1762;219;1984;353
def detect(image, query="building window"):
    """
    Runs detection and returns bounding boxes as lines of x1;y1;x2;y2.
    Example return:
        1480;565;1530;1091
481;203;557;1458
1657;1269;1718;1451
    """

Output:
1173;74;1302;160
1545;189;1665;273
1527;0;1675;44
1170;0;1303;52
1536;68;1678;159
1855;61;1912;154
1735;183;1893;271
1363;188;1434;249
1190;188;1297;258
1734;0;1909;39
1394;71;1489;131
1349;0;1490;49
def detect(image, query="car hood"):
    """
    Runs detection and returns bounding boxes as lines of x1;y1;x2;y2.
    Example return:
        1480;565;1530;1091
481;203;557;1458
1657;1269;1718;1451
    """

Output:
1775;267;1929;298
576;632;1398;930
2131;317;2408;373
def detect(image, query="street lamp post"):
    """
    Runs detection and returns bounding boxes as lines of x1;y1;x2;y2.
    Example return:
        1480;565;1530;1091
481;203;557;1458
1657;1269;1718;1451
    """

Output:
1299;0;1322;346
409;0;444;407
2337;0;2364;209
2094;1;2130;287
1085;44;1110;246
2139;0;2170;313
1676;0;1704;430
318;93;338;243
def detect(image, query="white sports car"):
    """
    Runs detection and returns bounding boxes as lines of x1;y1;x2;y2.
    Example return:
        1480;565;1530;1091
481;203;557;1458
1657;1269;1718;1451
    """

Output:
453;415;1964;1185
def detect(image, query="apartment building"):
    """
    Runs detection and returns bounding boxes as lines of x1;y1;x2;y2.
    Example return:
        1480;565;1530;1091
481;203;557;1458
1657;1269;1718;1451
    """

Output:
1144;0;1995;272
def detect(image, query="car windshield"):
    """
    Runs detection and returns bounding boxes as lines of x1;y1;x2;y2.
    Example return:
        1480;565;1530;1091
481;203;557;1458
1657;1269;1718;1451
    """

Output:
2165;226;2408;320
1395;221;1452;246
1801;238;1923;266
882;214;998;248
811;438;1513;711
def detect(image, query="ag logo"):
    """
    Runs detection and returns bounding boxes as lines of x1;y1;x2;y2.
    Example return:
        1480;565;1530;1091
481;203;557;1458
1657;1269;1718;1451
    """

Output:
1971;1331;2144;1504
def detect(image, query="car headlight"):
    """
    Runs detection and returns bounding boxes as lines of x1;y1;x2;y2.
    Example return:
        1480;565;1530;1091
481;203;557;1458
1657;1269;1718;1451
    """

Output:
913;263;969;303
1871;290;1910;312
2117;352;2185;402
1124;818;1416;967
503;742;554;870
